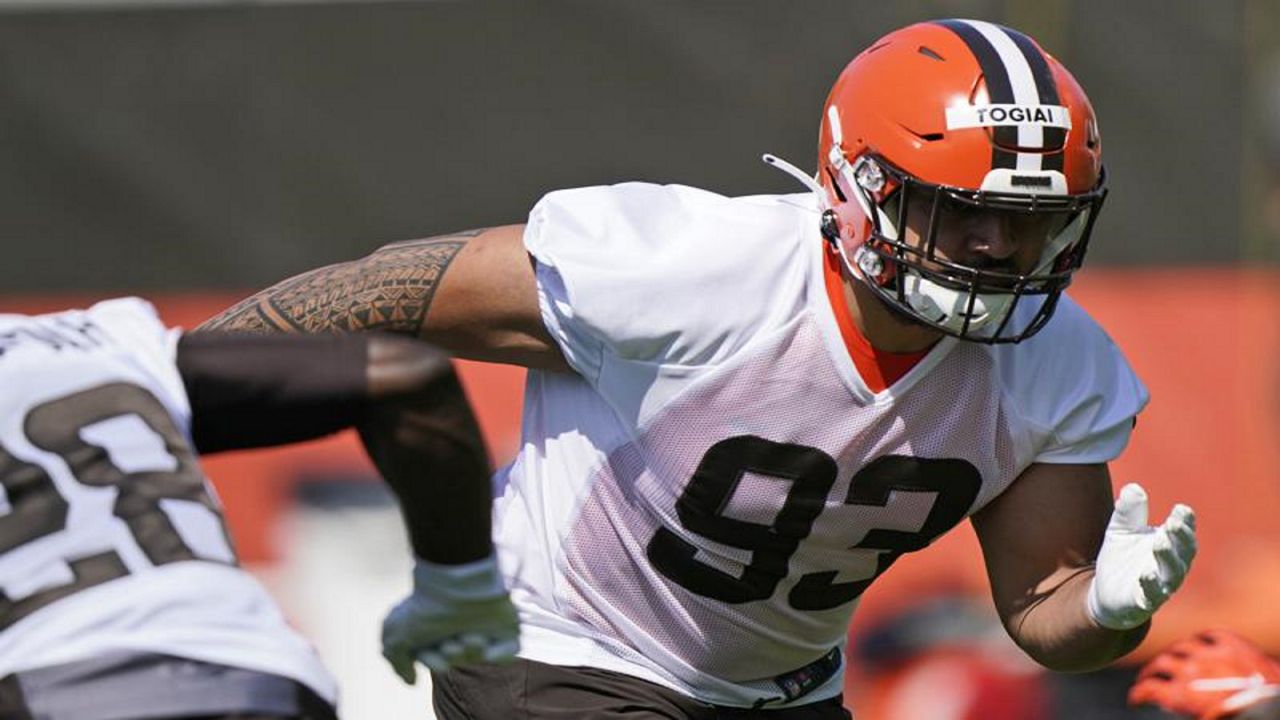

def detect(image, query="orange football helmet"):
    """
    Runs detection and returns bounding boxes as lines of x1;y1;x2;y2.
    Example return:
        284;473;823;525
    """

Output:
1129;630;1280;720
814;19;1106;343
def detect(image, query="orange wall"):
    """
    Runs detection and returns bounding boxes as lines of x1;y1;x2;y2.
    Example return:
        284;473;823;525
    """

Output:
5;270;1279;660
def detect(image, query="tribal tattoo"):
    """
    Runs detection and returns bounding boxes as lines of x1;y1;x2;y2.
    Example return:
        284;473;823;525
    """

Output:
197;230;483;335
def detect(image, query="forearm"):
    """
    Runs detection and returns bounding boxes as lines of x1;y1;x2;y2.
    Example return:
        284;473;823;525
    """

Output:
1004;565;1149;673
357;354;493;565
181;328;494;562
178;332;370;453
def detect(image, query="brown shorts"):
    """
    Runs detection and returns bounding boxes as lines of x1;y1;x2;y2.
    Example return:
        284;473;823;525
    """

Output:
0;652;335;720
432;659;851;720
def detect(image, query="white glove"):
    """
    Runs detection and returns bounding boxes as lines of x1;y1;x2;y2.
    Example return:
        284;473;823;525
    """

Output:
381;554;520;684
1087;483;1197;630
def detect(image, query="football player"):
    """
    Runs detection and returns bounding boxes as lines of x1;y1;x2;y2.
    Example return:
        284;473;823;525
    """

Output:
200;18;1197;720
0;297;516;720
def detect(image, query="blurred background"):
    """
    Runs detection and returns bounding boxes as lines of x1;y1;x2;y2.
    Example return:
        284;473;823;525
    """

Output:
1;0;1277;718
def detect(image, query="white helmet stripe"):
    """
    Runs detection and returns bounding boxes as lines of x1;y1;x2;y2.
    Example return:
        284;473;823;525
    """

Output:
961;19;1044;171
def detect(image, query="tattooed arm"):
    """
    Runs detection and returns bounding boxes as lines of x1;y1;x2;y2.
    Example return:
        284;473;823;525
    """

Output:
199;225;567;371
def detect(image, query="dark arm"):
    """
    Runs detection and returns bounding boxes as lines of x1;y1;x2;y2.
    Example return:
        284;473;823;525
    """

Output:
177;330;493;564
357;334;493;564
177;331;370;453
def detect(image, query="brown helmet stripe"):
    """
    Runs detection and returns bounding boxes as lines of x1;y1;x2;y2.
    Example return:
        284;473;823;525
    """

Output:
936;19;1020;171
1004;27;1066;171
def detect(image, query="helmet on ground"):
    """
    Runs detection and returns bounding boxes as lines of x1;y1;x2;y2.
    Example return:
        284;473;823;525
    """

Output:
817;18;1106;343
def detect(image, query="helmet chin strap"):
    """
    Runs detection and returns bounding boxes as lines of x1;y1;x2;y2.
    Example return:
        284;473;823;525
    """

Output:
762;152;1011;335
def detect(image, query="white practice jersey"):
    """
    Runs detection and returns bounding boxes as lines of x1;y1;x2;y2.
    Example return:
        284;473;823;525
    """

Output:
0;298;335;702
495;183;1148;708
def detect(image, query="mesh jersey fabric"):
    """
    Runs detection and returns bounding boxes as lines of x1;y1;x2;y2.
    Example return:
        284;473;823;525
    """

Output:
494;183;1147;708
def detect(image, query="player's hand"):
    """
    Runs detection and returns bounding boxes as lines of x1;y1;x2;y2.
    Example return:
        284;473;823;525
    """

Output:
1129;630;1280;719
1086;483;1197;630
381;554;520;684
